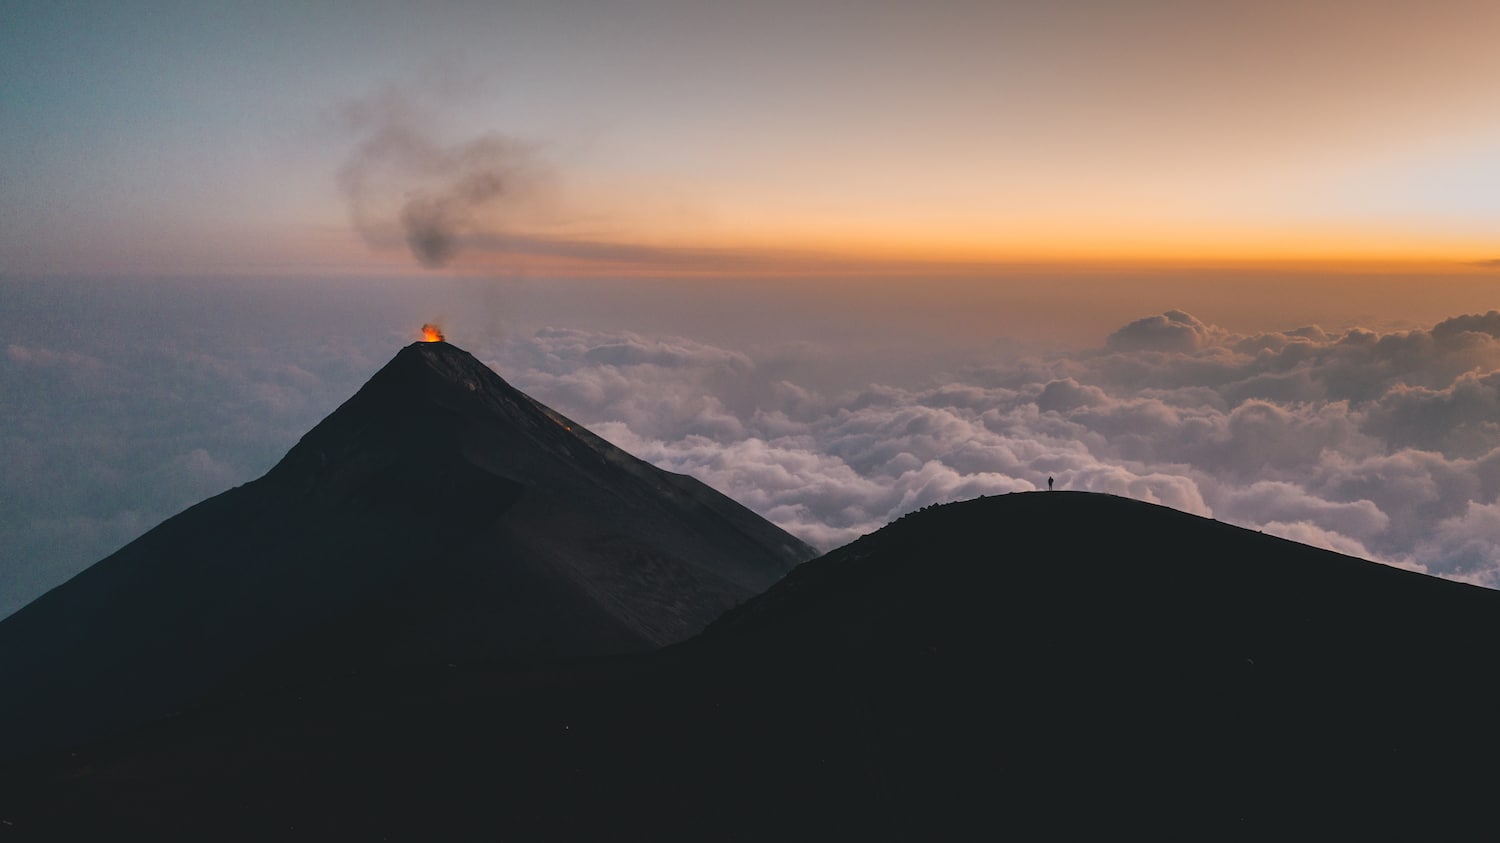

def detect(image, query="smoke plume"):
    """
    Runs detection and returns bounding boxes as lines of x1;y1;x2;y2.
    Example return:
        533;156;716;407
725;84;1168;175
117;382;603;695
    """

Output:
337;91;551;269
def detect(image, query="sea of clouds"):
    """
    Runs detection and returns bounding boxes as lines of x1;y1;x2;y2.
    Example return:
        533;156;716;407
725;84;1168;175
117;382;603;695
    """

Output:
487;309;1500;587
7;279;1500;618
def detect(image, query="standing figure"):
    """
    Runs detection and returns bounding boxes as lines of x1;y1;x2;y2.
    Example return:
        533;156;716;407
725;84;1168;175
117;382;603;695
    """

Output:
1047;476;1054;491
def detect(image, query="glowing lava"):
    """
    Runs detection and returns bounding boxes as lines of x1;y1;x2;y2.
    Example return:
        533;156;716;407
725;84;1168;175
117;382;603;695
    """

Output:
421;323;445;343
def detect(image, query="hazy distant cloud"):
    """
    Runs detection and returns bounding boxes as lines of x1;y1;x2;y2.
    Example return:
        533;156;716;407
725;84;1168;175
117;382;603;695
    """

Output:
1105;309;1221;353
0;306;387;620
1472;259;1500;268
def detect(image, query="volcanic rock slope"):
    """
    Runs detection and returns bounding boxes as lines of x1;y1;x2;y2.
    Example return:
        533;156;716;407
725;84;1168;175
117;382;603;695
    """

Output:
0;340;813;760
8;492;1500;839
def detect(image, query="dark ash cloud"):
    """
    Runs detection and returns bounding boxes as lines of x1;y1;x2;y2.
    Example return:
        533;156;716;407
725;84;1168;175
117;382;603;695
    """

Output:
330;90;880;275
337;90;552;269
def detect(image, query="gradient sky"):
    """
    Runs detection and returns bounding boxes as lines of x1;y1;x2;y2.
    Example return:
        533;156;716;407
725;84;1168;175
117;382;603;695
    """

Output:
8;2;1500;615
3;0;1499;277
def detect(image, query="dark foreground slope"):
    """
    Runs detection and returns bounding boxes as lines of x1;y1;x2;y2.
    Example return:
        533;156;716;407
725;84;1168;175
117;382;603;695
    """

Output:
6;492;1500;839
0;341;812;761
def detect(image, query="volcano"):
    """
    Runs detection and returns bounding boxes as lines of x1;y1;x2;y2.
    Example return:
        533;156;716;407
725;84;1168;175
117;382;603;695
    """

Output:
0;340;813;760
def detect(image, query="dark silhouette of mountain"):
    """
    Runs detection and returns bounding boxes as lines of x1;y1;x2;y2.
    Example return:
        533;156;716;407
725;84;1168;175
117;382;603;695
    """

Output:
5;492;1500;839
0;340;813;762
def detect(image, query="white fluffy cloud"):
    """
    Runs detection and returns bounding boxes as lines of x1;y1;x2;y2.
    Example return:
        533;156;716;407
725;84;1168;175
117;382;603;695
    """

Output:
481;309;1500;587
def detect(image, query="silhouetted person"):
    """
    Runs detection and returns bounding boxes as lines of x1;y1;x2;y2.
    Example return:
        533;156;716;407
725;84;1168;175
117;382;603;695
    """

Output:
1047;476;1054;491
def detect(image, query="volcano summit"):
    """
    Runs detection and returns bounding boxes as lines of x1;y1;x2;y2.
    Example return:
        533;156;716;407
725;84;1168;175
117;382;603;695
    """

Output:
0;340;813;760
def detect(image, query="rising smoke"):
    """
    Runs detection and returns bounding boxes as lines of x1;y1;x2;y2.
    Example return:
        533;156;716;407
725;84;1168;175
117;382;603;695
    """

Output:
337;90;552;268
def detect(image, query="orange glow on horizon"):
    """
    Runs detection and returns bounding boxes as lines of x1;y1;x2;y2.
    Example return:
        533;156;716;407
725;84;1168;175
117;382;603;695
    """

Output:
438;231;1497;279
316;212;1497;280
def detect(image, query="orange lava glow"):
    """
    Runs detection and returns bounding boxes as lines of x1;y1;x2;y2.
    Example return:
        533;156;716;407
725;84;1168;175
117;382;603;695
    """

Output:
421;323;445;342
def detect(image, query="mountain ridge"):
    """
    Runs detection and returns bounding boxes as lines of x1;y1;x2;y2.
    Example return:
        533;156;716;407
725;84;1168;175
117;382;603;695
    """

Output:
7;491;1500;837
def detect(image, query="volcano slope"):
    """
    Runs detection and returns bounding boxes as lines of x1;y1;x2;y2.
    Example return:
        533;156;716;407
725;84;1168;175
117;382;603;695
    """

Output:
6;492;1500;839
0;341;812;762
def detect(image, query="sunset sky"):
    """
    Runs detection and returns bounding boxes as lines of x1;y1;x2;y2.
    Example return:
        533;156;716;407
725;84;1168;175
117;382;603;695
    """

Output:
3;0;1499;276
6;2;1500;617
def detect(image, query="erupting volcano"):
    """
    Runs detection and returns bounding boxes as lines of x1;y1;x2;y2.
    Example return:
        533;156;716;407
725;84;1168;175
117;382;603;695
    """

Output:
0;338;813;762
421;323;445;342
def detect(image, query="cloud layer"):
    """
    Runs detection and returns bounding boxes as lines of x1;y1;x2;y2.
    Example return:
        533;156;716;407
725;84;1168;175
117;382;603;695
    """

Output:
485;310;1500;586
8;276;1500;621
